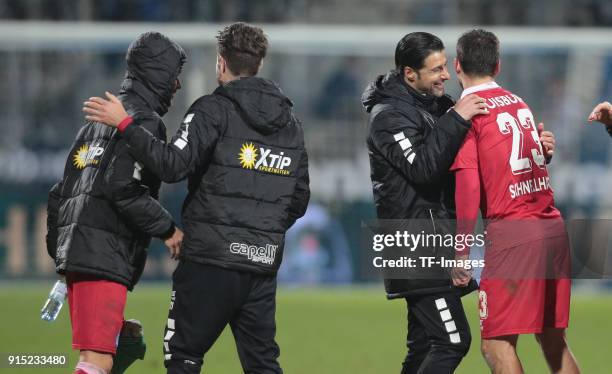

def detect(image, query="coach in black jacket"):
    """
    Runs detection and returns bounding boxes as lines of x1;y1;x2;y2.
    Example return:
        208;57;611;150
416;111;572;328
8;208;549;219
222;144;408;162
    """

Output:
363;32;490;374
47;32;185;374
363;36;486;300
84;23;309;374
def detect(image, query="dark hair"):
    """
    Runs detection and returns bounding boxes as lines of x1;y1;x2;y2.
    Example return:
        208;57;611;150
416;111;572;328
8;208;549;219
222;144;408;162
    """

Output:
395;32;444;72
456;29;499;77
216;22;268;76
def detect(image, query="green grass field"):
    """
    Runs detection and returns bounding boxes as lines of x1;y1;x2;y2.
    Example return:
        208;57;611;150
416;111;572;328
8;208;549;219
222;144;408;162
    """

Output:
1;284;610;373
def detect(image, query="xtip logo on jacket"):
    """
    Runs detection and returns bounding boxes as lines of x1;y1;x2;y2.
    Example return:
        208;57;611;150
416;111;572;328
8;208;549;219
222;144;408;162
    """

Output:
230;242;277;265
72;144;105;169
238;142;292;176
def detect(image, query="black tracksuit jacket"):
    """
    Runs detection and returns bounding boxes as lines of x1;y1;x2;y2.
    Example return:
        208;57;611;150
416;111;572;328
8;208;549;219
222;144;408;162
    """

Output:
363;70;476;298
119;76;310;275
46;32;185;289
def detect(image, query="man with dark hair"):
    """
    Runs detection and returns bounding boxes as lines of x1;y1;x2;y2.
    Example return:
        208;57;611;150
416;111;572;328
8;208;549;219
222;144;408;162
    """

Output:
451;29;580;374
362;31;556;373
363;31;488;374
83;22;309;374
47;31;185;374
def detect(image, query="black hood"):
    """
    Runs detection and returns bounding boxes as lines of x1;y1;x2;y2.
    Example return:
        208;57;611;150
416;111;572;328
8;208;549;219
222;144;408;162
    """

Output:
216;77;294;135
362;70;448;114
120;32;186;116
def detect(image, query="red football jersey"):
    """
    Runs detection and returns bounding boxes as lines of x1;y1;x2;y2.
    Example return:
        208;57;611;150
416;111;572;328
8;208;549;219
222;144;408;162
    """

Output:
451;82;560;221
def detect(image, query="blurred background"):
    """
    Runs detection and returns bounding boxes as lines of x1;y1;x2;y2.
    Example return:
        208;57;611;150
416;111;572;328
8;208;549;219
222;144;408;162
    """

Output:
0;1;611;372
0;0;610;285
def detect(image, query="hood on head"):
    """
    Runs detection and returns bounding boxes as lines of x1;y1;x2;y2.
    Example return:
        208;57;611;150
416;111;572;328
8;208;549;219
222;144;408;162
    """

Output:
217;77;294;135
121;31;186;116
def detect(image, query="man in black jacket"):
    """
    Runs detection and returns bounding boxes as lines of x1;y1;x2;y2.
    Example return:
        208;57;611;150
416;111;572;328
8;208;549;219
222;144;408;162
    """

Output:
84;22;309;374
363;32;555;373
47;32;185;374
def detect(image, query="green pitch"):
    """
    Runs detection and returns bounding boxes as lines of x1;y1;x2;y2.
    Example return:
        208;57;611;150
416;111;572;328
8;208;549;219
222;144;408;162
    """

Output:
1;284;610;373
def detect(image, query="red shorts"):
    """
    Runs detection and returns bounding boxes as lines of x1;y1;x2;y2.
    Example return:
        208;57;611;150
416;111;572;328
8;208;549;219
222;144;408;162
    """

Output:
479;236;571;339
66;273;127;354
479;278;570;338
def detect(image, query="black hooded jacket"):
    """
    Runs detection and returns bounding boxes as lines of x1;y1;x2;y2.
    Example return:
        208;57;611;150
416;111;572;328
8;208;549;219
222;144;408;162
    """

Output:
119;76;310;274
362;70;475;298
46;32;186;289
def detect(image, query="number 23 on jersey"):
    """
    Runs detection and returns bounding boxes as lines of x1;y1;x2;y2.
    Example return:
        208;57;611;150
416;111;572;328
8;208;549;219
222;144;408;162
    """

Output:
496;109;546;175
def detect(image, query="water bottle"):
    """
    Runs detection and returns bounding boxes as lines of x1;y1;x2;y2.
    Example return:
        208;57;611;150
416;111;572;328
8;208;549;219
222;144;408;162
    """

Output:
41;278;67;322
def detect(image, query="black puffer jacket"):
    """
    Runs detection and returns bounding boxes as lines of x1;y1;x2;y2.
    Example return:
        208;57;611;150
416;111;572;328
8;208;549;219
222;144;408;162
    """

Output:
363;70;476;298
120;77;310;274
47;32;186;289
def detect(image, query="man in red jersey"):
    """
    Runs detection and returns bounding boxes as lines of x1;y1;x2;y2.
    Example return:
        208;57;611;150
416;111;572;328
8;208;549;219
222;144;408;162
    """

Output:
449;29;581;374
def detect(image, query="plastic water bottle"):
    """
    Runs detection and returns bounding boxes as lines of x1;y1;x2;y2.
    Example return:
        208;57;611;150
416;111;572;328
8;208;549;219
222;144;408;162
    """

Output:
41;278;67;322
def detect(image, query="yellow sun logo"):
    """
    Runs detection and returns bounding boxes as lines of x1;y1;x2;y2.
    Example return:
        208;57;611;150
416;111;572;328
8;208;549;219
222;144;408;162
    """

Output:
72;144;89;169
238;143;258;169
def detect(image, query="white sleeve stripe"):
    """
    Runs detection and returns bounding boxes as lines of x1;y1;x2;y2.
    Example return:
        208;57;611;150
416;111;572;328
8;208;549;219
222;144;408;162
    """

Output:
174;138;187;150
440;309;452;322
398;138;412;151
132;161;143;180
394;132;416;164
183;113;194;123
435;298;448;310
